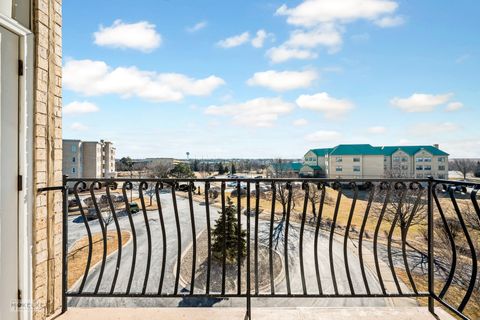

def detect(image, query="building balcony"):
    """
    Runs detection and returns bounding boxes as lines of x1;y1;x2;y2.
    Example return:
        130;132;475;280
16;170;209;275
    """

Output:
45;177;479;320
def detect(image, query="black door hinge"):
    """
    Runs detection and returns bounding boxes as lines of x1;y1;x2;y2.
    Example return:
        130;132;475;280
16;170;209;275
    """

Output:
18;175;23;191
18;60;24;76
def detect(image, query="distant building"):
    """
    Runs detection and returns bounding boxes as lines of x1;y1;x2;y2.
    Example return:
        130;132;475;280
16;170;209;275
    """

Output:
63;139;117;179
300;144;449;179
267;161;303;177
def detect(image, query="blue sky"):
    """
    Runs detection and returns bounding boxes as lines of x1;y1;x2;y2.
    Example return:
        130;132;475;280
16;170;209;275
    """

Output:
62;0;480;159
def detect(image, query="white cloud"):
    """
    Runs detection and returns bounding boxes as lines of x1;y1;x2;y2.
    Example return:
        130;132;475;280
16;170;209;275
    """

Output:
217;32;250;48
293;118;308;126
367;126;387;134
305;130;342;142
266;46;317;63
94;20;161;52
271;0;403;62
266;25;340;62
63;59;225;103
204;97;294;127
409;122;460;136
247;70;317;91
251;29;271;48
374;15;405;27
70;122;89;131
276;0;399;27
63;101;100;115
390;93;453;112
186;21;207;33
285;24;343;52
445;101;463;112
296;92;354;118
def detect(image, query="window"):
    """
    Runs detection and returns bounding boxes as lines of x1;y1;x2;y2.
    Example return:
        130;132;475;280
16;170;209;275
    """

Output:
416;165;423;171
438;165;445;171
72;145;77;152
401;157;408;162
353;166;361;172
424;165;432;170
424;157;432;162
335;157;342;163
72;167;76;173
72;157;76;163
438;174;445;179
438;157;445;162
393;157;400;162
336;166;343;172
416;158;423;162
353;157;360;162
401;165;408;170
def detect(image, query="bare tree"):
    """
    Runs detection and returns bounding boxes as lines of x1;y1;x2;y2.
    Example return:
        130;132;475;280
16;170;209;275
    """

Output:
450;158;476;180
148;160;172;178
260;159;303;252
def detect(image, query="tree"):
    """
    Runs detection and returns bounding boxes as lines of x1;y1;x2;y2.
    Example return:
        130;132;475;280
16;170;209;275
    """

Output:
119;157;134;200
217;162;226;175
211;198;246;263
169;162;195;179
191;159;200;172
450;158;476;180
475;161;480;178
231;163;236;174
118;157;134;172
147;161;172;179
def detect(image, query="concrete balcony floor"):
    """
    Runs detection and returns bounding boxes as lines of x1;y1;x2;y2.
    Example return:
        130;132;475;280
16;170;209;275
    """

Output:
56;307;455;320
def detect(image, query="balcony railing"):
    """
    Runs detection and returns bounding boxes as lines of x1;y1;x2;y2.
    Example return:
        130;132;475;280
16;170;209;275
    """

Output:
40;177;479;319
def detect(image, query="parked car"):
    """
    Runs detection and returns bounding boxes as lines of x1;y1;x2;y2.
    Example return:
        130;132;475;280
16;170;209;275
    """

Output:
255;175;263;179
114;195;126;202
230;188;247;197
177;184;197;192
128;202;140;214
68;199;79;208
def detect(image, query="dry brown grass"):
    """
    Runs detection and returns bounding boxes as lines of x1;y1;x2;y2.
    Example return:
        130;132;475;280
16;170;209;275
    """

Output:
67;230;130;289
396;269;480;319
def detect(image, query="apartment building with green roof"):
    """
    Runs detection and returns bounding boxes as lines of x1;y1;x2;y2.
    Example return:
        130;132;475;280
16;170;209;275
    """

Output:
300;144;449;179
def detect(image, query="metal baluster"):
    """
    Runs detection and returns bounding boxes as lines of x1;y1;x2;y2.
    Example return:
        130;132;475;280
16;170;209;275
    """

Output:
155;182;167;295
122;181;137;294
138;181;152;294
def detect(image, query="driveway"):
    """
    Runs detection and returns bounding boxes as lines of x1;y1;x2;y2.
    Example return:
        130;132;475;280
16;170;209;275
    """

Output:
68;192;416;308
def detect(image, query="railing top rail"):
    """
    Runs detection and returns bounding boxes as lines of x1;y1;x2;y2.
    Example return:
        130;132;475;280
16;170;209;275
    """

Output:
431;179;480;187
64;177;432;183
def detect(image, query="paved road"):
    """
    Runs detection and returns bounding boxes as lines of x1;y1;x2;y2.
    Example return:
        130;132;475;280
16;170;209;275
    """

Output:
67;192;416;308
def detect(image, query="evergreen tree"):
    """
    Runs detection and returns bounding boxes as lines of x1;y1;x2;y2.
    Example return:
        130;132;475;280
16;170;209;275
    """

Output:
192;159;199;172
211;198;246;263
475;161;480;178
217;162;225;175
169;163;195;179
231;163;236;174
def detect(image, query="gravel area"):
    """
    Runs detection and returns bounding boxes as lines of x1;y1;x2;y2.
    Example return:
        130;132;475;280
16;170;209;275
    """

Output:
179;231;283;293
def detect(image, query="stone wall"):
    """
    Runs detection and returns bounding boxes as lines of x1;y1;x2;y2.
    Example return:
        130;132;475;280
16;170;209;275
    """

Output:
32;0;63;319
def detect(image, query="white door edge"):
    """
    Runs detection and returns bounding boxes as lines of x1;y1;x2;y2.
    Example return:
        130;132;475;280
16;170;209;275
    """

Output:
0;12;34;320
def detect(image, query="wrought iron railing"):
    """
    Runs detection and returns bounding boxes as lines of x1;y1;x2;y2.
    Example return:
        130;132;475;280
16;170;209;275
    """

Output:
39;177;479;319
